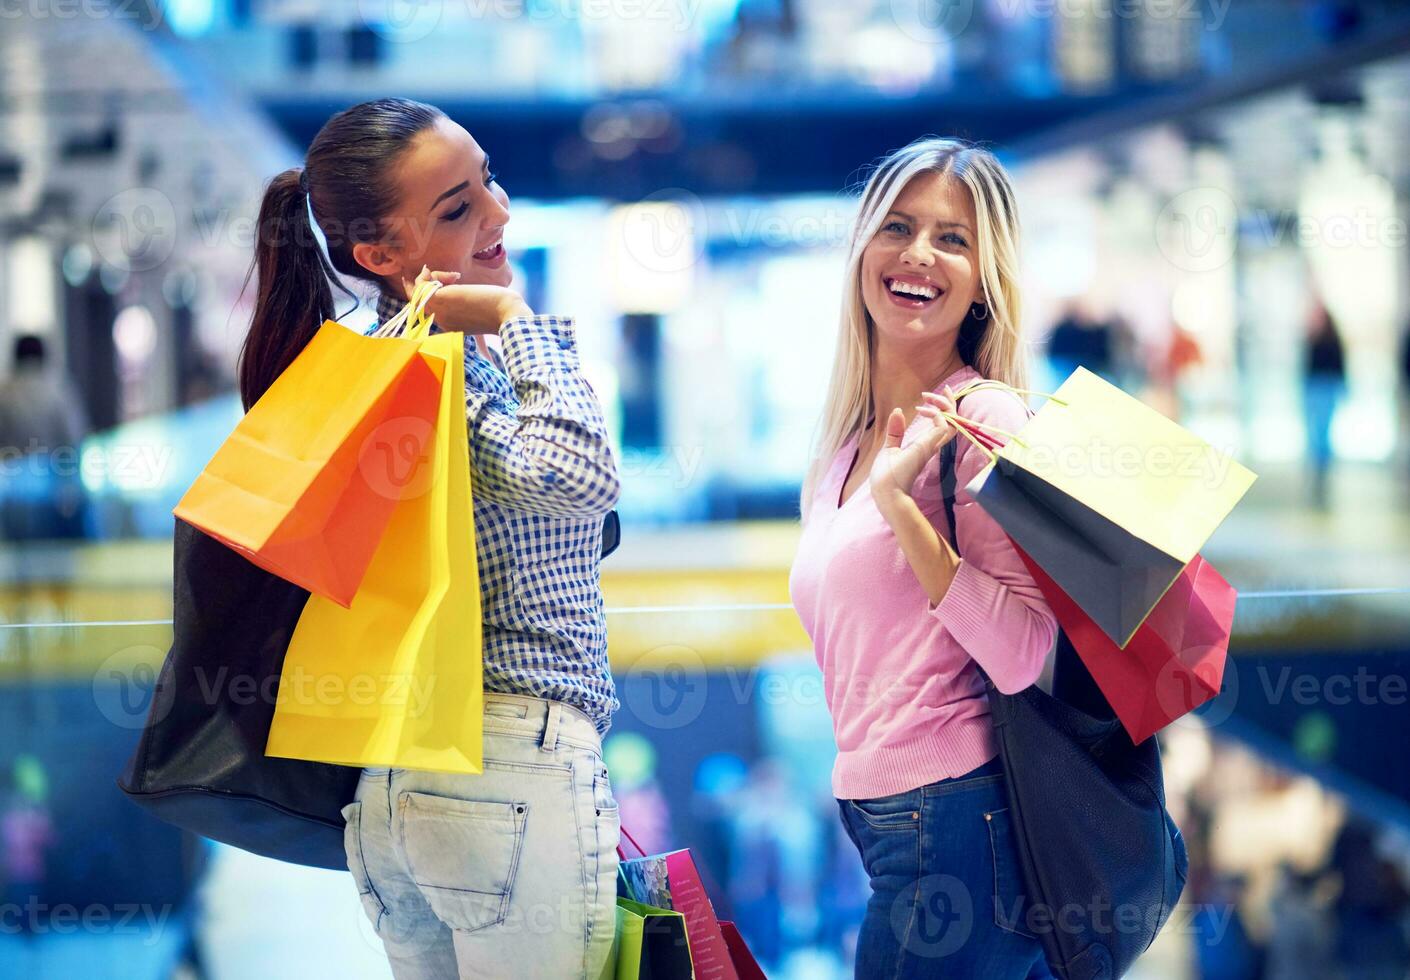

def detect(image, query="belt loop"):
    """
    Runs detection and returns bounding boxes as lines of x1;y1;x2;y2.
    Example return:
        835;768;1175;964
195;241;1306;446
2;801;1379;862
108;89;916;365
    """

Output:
540;701;562;752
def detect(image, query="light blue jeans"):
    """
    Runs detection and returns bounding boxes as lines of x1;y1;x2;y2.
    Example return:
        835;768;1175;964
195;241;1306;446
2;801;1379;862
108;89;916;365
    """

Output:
341;693;620;979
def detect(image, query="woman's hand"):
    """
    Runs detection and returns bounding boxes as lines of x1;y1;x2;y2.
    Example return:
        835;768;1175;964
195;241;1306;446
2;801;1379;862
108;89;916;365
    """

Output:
402;266;533;334
869;385;960;519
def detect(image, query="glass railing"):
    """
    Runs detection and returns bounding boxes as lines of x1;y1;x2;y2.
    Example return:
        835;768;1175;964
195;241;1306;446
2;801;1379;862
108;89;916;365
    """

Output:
0;582;1406;978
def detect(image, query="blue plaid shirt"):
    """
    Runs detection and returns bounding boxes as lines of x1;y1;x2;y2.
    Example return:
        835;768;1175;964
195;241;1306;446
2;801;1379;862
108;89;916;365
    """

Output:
371;291;620;734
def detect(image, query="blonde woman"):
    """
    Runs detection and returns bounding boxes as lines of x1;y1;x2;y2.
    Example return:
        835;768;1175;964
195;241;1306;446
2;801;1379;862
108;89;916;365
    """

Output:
789;138;1058;977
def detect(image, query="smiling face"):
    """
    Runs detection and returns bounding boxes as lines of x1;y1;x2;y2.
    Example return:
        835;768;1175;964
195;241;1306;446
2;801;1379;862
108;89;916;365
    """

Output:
354;117;512;293
859;170;985;354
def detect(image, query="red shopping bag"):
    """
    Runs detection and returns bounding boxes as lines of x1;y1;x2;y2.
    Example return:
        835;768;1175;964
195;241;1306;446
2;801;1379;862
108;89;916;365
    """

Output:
719;922;767;979
1010;540;1235;743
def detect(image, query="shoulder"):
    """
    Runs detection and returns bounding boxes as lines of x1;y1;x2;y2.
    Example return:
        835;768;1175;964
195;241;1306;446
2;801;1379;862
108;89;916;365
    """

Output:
952;378;1031;440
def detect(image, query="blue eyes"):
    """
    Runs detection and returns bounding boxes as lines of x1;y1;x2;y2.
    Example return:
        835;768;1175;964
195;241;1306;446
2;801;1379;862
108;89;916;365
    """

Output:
882;221;966;247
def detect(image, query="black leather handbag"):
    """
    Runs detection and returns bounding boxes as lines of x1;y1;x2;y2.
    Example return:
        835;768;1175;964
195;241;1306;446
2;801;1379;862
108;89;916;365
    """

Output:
116;517;360;870
940;438;1188;980
118;509;624;870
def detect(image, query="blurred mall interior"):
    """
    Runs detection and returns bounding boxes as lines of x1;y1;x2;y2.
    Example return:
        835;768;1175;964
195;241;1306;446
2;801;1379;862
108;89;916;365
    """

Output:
2;1;1410;977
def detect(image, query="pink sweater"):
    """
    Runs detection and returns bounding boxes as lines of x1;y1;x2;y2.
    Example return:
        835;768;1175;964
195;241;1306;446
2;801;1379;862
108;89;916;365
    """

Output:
789;365;1059;800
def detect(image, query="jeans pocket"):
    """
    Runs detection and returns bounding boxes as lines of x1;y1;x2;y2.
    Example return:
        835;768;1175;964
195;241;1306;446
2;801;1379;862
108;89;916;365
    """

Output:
397;791;528;934
984;807;1038;940
848;790;922;831
340;801;388;933
592;764;618;818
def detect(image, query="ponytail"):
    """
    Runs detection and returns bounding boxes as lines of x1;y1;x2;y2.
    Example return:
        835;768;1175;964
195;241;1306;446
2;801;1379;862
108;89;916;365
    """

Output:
237;168;335;410
236;98;447;411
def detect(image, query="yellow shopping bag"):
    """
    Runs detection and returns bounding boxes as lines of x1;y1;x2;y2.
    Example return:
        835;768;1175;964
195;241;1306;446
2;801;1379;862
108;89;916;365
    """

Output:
964;367;1256;648
265;285;483;774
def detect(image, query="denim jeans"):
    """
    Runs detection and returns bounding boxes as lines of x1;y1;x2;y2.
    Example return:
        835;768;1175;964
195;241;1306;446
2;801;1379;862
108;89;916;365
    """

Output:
837;756;1053;979
341;692;620;979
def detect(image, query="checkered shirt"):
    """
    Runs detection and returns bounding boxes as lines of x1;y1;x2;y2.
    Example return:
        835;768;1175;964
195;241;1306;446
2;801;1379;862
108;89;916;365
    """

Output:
370;290;620;734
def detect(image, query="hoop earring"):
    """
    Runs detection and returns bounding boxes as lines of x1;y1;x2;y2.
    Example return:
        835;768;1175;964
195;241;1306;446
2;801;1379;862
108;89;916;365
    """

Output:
971;303;988;321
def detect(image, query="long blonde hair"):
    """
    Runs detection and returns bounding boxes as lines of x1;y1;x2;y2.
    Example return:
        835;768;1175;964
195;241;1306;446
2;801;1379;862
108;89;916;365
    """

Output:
802;137;1030;514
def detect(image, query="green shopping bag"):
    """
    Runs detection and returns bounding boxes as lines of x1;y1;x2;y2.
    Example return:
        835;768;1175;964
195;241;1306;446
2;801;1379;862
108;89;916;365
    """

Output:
603;897;694;980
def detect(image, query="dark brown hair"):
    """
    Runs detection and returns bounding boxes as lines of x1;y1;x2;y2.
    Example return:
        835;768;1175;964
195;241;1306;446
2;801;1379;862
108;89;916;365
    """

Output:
237;98;445;410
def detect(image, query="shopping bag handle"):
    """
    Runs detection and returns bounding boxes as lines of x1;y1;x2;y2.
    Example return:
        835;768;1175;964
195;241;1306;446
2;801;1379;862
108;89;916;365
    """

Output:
371;279;442;339
617;823;648;860
933;377;1066;458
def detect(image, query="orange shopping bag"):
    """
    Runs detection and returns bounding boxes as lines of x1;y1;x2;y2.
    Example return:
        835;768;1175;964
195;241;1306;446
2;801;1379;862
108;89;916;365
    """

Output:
174;300;441;607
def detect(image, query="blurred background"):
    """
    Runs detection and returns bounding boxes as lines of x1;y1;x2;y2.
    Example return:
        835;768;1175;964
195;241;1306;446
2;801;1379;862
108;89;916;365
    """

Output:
2;0;1410;977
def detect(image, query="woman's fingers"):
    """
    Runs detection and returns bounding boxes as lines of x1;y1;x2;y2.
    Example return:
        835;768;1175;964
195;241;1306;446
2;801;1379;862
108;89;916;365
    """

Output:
920;391;957;413
404;266;461;299
882;407;907;449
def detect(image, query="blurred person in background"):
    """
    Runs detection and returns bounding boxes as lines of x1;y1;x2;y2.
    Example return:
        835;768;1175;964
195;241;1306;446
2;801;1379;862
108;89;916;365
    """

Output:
1327;816;1410;979
0;335;90;541
1265;862;1334;980
240;97;620;980
790;137;1058;978
1301;303;1347;509
728;756;827;969
1045;300;1108;381
1153;320;1204;423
